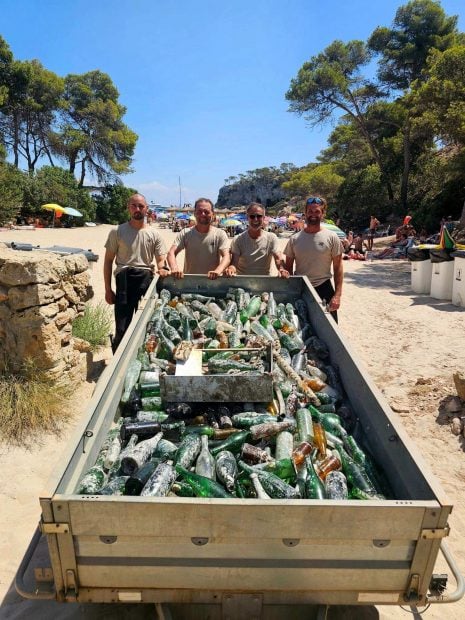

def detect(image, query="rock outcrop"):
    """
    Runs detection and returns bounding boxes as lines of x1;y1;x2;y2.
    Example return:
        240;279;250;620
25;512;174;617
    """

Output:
0;247;93;383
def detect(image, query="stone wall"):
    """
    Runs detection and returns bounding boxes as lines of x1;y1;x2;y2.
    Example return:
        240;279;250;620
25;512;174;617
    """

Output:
0;246;93;383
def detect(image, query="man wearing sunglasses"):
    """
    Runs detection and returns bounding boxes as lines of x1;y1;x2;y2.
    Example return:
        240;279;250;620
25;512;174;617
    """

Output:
104;193;169;351
224;203;289;277
284;195;343;322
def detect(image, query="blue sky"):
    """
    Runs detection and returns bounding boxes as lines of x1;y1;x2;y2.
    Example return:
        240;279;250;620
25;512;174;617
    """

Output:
1;0;464;206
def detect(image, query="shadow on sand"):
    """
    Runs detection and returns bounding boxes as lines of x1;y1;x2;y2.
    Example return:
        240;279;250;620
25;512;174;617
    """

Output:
345;262;465;313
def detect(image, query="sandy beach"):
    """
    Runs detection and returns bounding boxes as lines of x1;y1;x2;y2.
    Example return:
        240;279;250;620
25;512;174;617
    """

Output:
1;223;464;619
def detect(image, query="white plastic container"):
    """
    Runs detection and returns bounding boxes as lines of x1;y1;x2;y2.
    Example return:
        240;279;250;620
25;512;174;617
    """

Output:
452;253;465;307
430;260;454;300
411;260;432;294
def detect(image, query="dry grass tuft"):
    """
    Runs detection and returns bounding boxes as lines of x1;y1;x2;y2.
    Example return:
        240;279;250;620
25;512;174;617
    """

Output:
0;359;73;446
72;302;113;351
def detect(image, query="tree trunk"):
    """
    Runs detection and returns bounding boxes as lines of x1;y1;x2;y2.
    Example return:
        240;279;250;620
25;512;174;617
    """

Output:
400;118;411;211
79;158;86;187
460;200;465;228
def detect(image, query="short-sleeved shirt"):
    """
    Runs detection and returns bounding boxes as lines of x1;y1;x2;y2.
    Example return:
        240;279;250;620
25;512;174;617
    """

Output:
284;228;343;287
231;230;280;275
175;226;229;274
105;223;167;275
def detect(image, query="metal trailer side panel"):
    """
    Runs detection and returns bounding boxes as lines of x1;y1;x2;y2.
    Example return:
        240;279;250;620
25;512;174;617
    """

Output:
36;275;452;607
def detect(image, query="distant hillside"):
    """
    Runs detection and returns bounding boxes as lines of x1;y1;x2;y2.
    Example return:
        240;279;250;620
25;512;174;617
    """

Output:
216;164;296;209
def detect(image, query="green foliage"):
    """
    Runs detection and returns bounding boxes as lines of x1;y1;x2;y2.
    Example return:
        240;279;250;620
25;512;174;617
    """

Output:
52;70;138;185
72;303;113;351
368;0;459;89
0;163;26;225
282;163;343;202
0;358;72;446
335;165;390;228
94;183;138;224
21;166;96;224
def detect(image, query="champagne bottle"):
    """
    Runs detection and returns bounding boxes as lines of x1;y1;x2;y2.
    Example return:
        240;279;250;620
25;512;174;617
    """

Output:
195;435;216;480
296;408;314;443
77;464;107;494
337;449;378;497
175;465;233;498
215;450;238;493
103;434;122;471
240;443;272;465
249;419;295;441
250;473;271;499
153;438;178;459
139;370;160;397
230;412;276;428
274;431;294;461
238;461;299;499
141;461;177;497
125;459;161;495
210;430;250;456
120;420;184;443
183;426;240;439
99;476;129;496
121;432;163;475
325;470;348;500
174;433;202;468
120;359;142;404
304;456;326;499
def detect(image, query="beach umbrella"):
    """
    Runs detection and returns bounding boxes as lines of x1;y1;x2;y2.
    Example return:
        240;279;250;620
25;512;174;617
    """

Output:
63;207;83;217
220;218;242;227
41;203;65;227
177;213;190;220
321;221;347;239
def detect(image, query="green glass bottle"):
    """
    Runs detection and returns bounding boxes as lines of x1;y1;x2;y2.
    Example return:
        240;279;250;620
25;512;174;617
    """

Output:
77;464;107;494
337;449;378;497
120;431;163;475
125;459;160;495
250;473;271;499
296;408;314;443
230;412;276;428
210;430;250;456
175;465;233;498
266;292;277;318
99;476;129;496
181;316;193;341
174;433;202;469
238;461;299;499
141;462;177;497
195;435;216;480
120;359;142;404
304;456;326;499
215;450;238;493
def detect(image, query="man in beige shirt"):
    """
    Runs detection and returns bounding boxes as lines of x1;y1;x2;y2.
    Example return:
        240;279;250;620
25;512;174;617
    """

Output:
224;203;289;277
284;196;343;322
104;193;168;351
167;198;230;279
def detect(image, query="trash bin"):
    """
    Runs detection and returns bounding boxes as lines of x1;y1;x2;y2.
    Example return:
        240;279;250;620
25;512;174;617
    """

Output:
429;249;454;300
408;247;432;294
451;250;465;307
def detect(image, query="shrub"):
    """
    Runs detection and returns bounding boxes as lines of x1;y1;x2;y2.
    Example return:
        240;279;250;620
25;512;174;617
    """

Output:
0;360;72;445
72;302;113;350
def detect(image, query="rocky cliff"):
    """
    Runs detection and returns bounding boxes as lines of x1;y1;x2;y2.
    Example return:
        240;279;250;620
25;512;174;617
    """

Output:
216;178;287;209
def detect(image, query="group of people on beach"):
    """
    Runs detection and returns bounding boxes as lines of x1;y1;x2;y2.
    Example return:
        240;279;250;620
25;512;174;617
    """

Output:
104;193;344;352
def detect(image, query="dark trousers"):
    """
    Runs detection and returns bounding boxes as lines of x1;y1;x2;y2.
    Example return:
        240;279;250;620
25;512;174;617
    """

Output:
314;279;338;323
113;268;153;353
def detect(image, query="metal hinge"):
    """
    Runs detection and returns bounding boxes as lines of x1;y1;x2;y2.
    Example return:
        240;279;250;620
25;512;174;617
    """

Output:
405;573;421;602
421;527;450;540
65;569;78;599
40;522;70;534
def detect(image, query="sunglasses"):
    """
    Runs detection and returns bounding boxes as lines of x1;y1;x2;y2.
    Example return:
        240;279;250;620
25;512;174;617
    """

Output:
306;197;323;205
249;214;263;219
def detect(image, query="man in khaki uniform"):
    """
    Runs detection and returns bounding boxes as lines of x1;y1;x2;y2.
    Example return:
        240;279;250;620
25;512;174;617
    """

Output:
167;198;230;279
284;196;343;322
104;193;168;351
224;203;289;277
